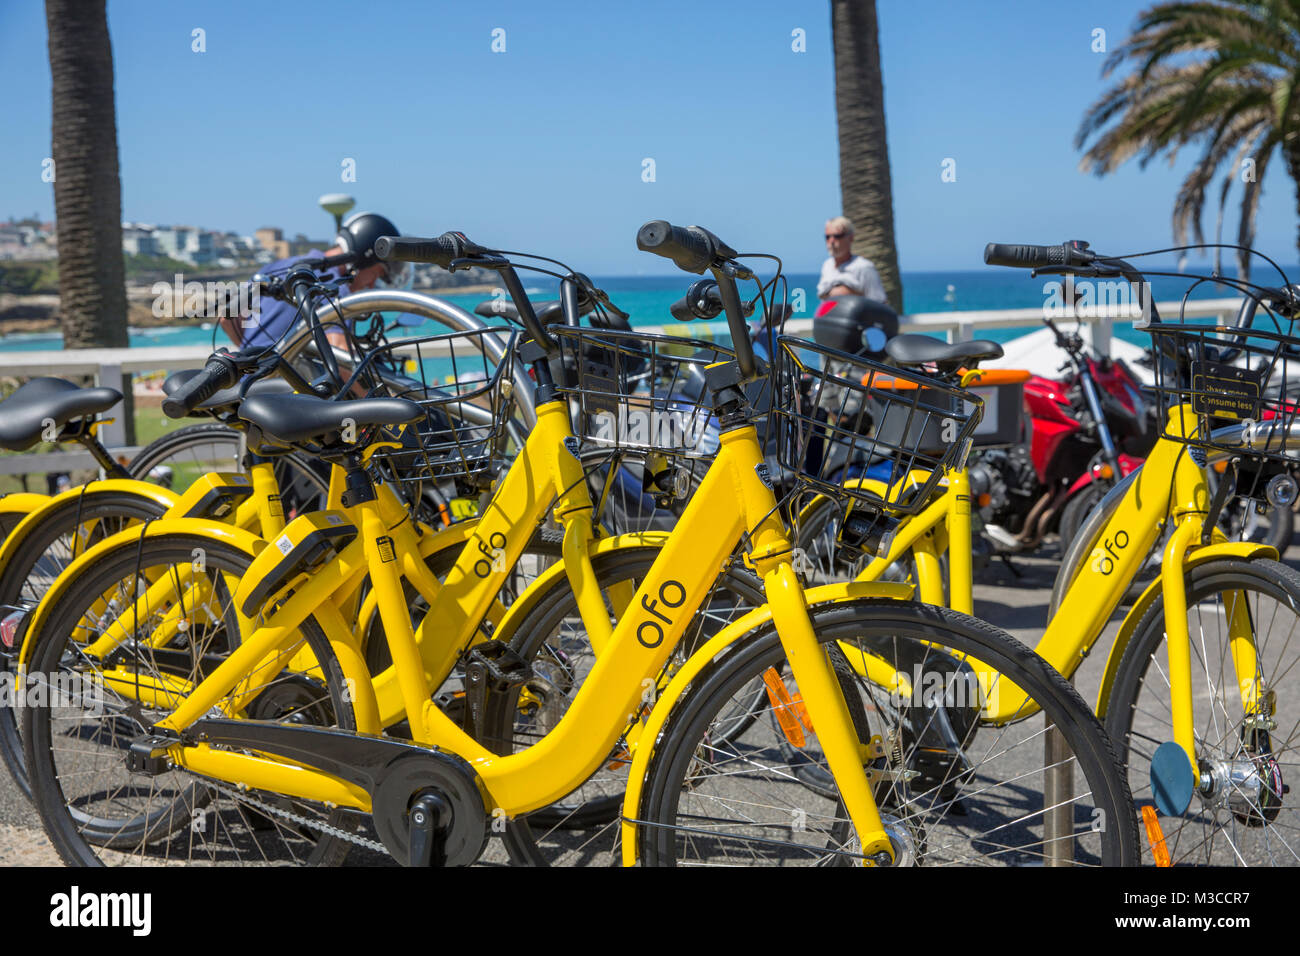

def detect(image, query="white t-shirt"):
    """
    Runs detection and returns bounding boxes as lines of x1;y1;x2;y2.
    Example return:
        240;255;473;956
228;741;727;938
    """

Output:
818;254;886;302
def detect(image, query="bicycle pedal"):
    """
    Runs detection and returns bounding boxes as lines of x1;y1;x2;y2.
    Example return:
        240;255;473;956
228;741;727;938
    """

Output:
463;641;534;738
125;734;178;775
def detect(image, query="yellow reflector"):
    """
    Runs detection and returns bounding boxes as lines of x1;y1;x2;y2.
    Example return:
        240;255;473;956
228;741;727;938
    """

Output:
1141;805;1171;867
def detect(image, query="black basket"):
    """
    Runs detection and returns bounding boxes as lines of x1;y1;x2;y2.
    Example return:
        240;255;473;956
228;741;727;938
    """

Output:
1144;316;1300;467
352;327;518;486
772;336;983;514
551;326;753;458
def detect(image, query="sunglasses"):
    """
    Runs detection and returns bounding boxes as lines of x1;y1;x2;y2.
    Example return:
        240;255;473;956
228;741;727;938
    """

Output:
825;232;847;240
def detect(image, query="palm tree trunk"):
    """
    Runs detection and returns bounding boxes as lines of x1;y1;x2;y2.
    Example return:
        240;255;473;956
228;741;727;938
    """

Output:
831;0;903;313
1286;137;1300;269
46;0;134;441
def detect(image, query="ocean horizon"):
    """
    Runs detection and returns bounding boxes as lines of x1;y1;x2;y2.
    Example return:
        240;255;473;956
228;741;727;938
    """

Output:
2;263;1292;353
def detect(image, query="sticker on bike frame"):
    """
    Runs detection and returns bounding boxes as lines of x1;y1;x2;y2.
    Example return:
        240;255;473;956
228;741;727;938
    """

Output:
376;535;396;563
1190;360;1263;421
267;494;283;518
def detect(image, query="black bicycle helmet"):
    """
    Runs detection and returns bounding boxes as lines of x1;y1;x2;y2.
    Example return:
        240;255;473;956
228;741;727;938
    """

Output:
336;211;400;267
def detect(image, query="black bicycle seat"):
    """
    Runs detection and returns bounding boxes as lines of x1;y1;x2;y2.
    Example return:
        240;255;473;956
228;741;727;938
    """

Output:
0;378;121;451
885;334;1003;371
238;393;424;446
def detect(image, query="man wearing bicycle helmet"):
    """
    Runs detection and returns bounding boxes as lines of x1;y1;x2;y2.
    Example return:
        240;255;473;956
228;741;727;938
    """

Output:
222;211;412;349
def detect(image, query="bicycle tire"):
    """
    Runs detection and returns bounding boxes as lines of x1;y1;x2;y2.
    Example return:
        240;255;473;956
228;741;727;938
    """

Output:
482;545;765;866
24;534;359;866
1104;557;1300;866
640;598;1139;866
0;489;171;799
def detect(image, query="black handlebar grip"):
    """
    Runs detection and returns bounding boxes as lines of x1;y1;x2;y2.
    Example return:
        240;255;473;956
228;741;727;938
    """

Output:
373;234;463;269
983;243;1068;268
161;354;239;419
636;221;717;274
669;279;724;321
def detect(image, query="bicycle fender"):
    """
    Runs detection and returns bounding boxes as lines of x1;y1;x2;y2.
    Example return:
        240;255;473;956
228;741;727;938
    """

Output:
16;518;267;676
1095;541;1278;718
0;493;50;526
0;480;178;584
619;579;913;866
489;531;671;643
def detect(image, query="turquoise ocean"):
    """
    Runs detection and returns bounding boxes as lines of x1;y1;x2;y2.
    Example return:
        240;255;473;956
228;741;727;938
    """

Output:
1;266;1290;354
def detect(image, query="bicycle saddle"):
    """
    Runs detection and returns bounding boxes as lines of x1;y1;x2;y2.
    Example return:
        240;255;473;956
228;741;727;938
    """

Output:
163;369;297;411
885;334;1003;371
0;377;121;451
238;393;424;446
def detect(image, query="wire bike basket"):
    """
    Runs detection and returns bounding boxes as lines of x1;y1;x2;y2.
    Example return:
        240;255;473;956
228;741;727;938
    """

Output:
1143;313;1300;468
772;336;984;515
551;326;751;458
352;326;518;486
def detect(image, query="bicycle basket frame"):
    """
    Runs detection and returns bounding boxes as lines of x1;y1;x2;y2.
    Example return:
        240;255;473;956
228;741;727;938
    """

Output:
1144;314;1300;469
772;335;983;515
551;326;753;458
352;326;518;486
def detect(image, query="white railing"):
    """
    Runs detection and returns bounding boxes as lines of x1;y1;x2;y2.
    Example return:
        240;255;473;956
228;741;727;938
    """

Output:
0;297;1245;477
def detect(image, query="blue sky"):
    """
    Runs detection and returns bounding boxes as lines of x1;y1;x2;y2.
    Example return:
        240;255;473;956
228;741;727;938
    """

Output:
2;0;1295;274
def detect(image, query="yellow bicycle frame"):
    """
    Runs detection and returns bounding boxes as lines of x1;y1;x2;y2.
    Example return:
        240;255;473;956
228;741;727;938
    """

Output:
850;404;1272;778
34;400;903;862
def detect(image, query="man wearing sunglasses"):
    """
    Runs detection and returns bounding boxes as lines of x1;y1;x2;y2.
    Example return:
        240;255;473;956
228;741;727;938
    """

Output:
817;215;886;302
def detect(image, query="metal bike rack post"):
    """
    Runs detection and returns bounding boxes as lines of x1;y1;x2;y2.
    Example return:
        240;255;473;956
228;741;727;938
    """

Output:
1043;693;1074;866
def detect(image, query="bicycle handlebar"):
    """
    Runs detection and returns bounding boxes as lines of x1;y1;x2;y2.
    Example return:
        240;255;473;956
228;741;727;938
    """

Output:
637;220;758;381
161;352;242;418
984;241;1094;270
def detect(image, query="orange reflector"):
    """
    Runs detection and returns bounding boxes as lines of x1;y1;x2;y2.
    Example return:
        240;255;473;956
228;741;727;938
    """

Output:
762;667;811;747
977;493;992;507
1213;459;1229;474
1097;464;1114;479
1141;805;1171;867
607;747;631;771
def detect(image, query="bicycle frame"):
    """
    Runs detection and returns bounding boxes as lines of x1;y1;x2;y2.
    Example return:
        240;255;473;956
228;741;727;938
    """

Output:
850;403;1270;777
27;400;903;862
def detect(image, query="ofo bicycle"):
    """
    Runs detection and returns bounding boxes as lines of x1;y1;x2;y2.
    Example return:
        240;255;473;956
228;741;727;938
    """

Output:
797;239;1300;866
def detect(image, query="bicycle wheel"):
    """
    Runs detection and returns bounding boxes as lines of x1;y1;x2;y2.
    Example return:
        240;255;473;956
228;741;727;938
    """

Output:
0;489;170;799
482;546;765;866
130;423;329;516
640;598;1139;866
24;534;360;866
792;495;917;589
1104;557;1300;866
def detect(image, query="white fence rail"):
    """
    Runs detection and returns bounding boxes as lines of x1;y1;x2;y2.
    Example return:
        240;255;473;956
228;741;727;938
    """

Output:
0;297;1244;477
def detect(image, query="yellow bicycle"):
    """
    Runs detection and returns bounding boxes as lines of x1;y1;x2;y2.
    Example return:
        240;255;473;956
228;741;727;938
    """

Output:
798;239;1300;866
19;225;1138;866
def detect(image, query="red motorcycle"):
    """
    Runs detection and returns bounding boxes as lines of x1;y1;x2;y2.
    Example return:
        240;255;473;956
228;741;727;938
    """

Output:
966;317;1155;557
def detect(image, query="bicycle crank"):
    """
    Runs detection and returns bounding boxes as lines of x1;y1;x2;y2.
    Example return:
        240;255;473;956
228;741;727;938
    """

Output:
128;717;488;865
